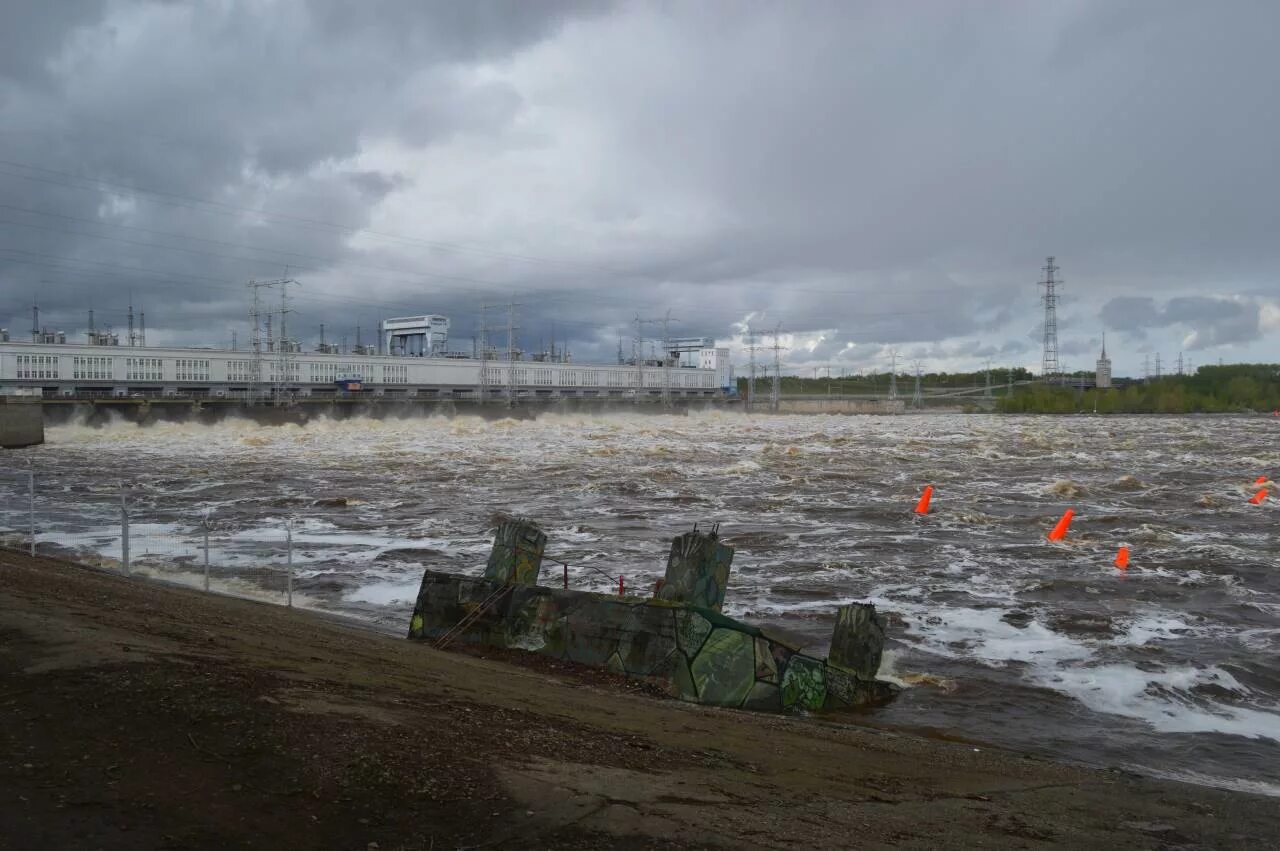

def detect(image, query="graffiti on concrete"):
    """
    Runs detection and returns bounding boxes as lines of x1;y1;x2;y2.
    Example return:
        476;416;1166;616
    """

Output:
409;521;897;713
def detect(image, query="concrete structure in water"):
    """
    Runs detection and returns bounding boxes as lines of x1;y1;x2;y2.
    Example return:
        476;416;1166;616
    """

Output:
0;398;44;448
408;519;897;713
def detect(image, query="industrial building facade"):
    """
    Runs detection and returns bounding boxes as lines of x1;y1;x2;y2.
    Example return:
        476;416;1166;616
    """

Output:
0;341;731;400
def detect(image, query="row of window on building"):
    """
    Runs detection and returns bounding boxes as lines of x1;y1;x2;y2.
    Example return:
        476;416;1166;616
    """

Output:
174;359;211;382
72;356;113;380
126;357;163;381
15;354;59;380
11;355;713;388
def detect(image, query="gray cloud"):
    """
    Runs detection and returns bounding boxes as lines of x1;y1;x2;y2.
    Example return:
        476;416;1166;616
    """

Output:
1100;294;1267;350
1;1;1277;374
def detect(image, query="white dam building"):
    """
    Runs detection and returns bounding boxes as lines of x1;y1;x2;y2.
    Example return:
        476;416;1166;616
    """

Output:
0;340;732;401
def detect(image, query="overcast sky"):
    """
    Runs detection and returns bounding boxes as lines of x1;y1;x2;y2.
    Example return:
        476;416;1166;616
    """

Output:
2;1;1277;377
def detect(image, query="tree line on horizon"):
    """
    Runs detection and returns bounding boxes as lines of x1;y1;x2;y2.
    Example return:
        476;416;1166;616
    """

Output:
997;364;1280;414
737;363;1280;414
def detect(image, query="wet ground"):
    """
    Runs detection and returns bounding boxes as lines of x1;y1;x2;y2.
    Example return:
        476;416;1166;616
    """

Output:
5;549;1280;849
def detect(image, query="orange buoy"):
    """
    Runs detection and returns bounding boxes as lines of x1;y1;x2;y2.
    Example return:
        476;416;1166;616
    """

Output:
1249;489;1267;505
1256;475;1269;485
914;485;934;515
1047;509;1075;541
1114;546;1130;570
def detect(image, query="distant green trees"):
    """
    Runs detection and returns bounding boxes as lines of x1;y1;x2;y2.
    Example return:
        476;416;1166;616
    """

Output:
739;367;1034;396
997;364;1280;414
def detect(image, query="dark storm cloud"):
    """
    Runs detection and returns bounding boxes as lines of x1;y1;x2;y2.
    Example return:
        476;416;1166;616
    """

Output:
0;0;606;342
1;1;1277;370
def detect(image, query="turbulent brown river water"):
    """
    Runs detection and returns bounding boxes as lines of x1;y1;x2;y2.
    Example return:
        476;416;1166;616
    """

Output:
5;412;1279;795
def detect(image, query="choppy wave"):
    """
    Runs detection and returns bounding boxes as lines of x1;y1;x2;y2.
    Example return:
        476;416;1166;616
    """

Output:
11;411;1280;794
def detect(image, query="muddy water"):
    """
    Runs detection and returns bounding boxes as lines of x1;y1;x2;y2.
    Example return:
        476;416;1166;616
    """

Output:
6;412;1279;795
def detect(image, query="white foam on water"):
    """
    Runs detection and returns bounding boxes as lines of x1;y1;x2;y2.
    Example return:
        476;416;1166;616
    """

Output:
1038;663;1280;742
1137;767;1280;798
888;602;1093;666
344;578;422;606
1113;613;1201;646
128;563;320;609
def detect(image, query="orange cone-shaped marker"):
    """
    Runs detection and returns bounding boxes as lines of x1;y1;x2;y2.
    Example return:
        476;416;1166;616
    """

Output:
1047;509;1075;541
1256;475;1268;485
1114;546;1130;570
1249;489;1267;505
914;485;934;515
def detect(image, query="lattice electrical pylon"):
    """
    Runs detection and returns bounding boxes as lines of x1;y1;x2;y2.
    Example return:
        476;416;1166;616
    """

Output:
744;322;761;413
887;350;899;401
1039;256;1062;379
768;323;787;413
911;360;923;408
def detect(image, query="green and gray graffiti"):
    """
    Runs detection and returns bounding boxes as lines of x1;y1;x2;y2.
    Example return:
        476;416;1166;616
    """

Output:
408;524;897;714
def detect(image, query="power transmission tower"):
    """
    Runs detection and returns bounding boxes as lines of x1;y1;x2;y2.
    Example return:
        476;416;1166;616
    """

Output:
984;359;992;399
247;281;264;401
661;310;678;408
887;351;899;401
633;316;646;403
506;300;521;408
632;314;667;404
1154;352;1162;380
275;279;298;405
1039;256;1062;380
745;323;762;413
911;361;923;408
769;323;786;413
1176;351;1184;376
477;305;491;404
246;277;296;405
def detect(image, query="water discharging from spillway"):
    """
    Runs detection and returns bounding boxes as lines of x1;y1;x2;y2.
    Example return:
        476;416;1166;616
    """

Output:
11;412;1280;796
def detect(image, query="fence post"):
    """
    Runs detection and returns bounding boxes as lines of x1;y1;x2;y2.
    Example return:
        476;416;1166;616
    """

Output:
202;520;210;592
618;574;625;597
119;483;130;576
285;518;293;608
27;466;35;557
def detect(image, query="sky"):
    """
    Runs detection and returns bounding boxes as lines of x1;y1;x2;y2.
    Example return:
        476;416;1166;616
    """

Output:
1;0;1277;378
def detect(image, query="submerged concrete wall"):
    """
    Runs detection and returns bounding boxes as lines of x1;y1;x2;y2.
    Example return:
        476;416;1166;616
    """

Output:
0;399;44;448
408;570;895;712
775;398;904;415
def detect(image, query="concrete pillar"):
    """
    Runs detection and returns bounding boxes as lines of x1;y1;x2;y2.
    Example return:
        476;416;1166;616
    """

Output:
827;603;886;679
483;518;546;585
656;528;734;611
0;399;44;448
